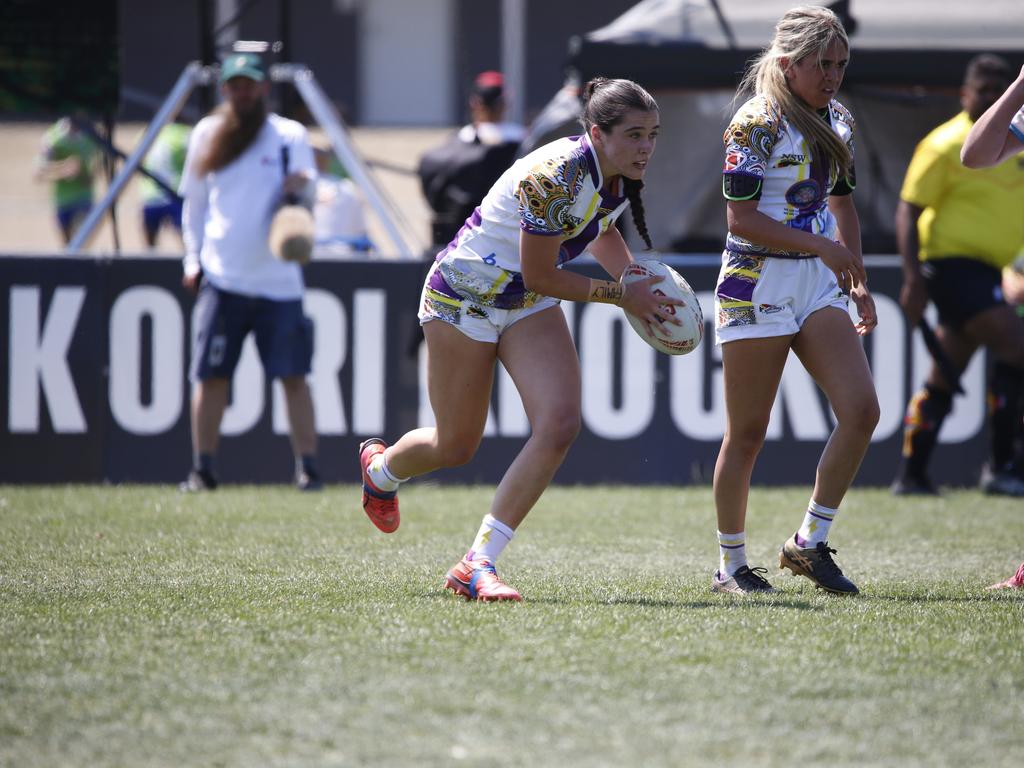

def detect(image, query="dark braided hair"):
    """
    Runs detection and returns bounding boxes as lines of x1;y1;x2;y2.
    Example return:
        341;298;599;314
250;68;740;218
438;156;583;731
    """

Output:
580;78;658;250
622;179;651;249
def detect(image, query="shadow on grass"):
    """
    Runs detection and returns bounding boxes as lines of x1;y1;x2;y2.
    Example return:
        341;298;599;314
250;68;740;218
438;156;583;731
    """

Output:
866;592;1024;604
420;591;821;611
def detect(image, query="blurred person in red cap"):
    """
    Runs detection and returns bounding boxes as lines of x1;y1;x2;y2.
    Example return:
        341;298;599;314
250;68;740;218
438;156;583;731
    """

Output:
418;70;527;248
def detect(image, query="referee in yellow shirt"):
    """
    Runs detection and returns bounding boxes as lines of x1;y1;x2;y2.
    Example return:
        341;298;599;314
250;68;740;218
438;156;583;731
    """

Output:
893;54;1024;497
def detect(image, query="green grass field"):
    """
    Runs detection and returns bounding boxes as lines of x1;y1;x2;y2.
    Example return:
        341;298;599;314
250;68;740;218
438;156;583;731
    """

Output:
1;484;1022;767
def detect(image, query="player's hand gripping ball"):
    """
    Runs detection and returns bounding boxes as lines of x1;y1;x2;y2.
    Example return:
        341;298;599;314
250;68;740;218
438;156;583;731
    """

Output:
620;260;704;355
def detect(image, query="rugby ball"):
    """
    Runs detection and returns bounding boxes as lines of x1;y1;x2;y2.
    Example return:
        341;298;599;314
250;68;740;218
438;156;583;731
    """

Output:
619;260;704;355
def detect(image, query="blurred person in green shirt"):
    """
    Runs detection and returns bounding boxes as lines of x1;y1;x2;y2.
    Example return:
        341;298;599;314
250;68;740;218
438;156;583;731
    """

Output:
140;121;191;248
34;116;97;245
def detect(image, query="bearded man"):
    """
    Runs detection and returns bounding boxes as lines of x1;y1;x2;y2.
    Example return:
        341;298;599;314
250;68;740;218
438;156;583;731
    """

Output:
179;51;322;492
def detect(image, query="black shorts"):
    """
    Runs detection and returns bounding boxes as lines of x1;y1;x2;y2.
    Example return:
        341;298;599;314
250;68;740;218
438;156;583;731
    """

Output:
190;283;313;382
922;257;1006;330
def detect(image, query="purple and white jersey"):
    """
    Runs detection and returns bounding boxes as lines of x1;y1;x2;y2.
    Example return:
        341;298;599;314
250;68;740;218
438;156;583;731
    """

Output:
1010;106;1024;144
429;133;629;310
722;95;855;258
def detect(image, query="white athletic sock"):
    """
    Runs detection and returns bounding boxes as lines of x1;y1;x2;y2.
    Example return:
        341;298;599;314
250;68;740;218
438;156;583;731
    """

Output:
797;499;838;547
367;448;403;493
718;530;747;577
467;514;515;564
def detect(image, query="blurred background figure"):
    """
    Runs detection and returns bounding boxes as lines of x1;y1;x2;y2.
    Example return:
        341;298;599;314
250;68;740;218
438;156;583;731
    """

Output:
417;70;526;249
891;54;1024;498
311;143;372;257
179;51;322;493
33;115;97;245
139;120;191;249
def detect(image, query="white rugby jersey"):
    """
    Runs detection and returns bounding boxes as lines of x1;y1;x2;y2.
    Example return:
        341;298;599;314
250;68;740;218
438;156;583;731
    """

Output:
428;133;630;309
181;112;316;300
722;95;855;258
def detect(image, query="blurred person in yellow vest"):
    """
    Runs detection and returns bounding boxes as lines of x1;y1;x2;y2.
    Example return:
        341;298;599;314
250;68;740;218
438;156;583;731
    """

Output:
891;54;1024;498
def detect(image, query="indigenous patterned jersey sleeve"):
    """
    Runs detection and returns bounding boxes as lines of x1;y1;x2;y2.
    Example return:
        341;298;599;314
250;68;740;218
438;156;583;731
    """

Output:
722;95;854;258
517;151;590;236
436;134;629;274
722;95;782;201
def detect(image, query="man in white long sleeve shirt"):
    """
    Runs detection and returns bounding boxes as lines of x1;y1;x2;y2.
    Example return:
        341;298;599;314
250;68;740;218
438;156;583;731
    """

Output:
179;51;321;491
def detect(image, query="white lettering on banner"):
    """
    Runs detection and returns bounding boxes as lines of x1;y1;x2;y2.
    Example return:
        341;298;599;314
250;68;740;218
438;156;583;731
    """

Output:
861;294;904;442
192;288;374;438
415;339;503;435
272;289;348;435
352;289;385;434
768;354;829;439
579;303;655;439
671;292;724;440
9;286;86;433
109;287;183;434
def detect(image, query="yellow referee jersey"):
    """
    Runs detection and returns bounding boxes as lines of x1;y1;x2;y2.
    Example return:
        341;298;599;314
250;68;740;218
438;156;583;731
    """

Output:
901;111;1024;270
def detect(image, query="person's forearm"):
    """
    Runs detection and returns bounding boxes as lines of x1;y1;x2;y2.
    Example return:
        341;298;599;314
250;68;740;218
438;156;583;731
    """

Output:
830;197;863;261
181;195;206;274
895;202;922;277
962;74;1024;168
728;206;832;255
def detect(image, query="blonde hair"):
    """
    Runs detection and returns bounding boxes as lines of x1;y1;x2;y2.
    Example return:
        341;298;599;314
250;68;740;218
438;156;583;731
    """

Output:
738;6;851;177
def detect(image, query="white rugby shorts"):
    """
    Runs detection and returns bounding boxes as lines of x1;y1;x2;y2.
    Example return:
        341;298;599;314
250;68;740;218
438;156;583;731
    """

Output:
714;252;848;344
417;260;559;344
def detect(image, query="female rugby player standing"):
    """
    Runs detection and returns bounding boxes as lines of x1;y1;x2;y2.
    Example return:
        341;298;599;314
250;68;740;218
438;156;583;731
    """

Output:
711;6;879;595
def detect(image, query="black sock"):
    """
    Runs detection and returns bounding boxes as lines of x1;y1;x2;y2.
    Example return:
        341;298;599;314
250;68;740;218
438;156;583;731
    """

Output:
989;362;1024;470
196;453;216;476
297;454;319;477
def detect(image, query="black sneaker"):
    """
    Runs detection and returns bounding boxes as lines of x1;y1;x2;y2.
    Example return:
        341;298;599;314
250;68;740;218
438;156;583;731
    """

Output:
295;466;324;492
779;535;859;595
180;468;218;492
890;474;938;496
711;565;777;594
980;464;1024;497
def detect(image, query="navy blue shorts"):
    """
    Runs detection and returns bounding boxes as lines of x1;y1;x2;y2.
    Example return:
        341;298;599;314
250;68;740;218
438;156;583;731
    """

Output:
143;200;183;234
57;200;92;233
923;257;1006;330
190;283;314;382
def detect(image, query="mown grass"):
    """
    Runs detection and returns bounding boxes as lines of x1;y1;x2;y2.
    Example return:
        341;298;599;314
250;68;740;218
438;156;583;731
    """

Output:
0;484;1021;767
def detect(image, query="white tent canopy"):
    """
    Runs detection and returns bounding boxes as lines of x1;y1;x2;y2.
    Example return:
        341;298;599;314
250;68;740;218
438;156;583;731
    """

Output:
537;0;1024;252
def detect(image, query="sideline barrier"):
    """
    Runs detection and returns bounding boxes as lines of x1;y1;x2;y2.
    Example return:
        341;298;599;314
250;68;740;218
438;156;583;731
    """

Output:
1;255;988;486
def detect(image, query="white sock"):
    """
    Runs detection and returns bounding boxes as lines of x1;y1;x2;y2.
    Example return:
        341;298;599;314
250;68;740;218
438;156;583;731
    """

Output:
367;448;403;493
797;500;838;547
467;514;515;564
718;530;747;577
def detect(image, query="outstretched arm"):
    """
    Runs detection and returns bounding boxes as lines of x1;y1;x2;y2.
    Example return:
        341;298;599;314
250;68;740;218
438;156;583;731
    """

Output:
961;66;1024;168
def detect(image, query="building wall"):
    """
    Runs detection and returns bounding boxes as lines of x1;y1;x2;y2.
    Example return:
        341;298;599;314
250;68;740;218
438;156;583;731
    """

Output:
118;0;636;125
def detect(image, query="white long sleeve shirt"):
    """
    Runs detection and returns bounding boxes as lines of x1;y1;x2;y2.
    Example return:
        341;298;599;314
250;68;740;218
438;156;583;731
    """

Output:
180;112;316;300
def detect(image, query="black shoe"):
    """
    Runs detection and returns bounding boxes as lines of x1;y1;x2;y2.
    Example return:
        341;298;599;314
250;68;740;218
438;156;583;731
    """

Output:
711;565;777;594
296;467;323;492
980;464;1024;497
890;474;938;496
779;535;859;595
180;468;218;492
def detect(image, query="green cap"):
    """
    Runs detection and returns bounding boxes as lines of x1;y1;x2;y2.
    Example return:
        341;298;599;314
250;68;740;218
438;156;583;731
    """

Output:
219;53;265;83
